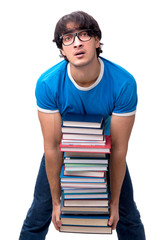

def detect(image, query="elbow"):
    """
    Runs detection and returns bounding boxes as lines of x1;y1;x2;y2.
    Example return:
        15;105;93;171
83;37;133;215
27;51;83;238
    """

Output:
111;142;128;160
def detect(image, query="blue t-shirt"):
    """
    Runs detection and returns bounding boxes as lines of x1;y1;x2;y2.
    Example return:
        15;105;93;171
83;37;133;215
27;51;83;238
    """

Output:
35;57;137;134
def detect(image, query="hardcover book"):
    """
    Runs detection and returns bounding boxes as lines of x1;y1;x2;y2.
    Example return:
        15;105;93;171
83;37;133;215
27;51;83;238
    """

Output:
64;152;107;158
60;225;112;234
62;114;103;128
63;199;109;207
63;193;108;199
63;170;106;178
62;188;108;194
60;214;109;226
61;182;107;189
60;166;106;183
63;133;104;141
64;164;108;171
61;125;104;135
60;136;111;153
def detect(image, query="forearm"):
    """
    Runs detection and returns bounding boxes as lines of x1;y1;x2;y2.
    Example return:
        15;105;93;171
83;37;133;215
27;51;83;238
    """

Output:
110;147;126;205
45;147;63;206
108;115;135;228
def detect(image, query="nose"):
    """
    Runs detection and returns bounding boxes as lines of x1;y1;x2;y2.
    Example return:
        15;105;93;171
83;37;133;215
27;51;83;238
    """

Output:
73;35;83;47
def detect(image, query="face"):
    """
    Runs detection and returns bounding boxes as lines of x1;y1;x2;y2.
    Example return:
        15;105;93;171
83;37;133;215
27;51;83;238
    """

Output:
61;22;100;68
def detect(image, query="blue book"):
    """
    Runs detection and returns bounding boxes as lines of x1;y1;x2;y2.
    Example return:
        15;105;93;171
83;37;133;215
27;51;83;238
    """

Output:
60;165;106;183
62;114;103;128
60;214;109;219
63;192;108;199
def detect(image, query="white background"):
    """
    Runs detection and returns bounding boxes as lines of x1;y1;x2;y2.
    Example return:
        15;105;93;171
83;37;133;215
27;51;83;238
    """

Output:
1;0;160;239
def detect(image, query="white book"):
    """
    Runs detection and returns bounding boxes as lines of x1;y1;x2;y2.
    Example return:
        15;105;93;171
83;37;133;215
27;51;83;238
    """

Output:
64;193;108;199
63;188;107;194
64;159;108;164
61;182;107;188
63;134;104;141
65;166;108;171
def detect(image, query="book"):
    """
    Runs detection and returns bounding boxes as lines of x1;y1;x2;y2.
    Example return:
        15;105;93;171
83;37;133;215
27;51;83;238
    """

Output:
61;147;110;153
61;136;110;148
60;225;112;234
61;171;106;183
63;199;109;207
61;206;110;215
62;139;106;146
64;152;109;159
60;193;109;214
61;178;106;183
64;158;108;164
63;133;104;141
61;125;104;135
64;152;107;158
60;214;109;226
60;136;111;153
61;182;107;189
64;164;108;171
62;114;103;128
62;188;108;194
63;170;106;178
63;193;108;199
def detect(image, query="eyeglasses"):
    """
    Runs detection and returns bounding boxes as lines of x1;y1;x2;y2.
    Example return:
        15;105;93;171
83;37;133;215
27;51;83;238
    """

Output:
60;29;93;46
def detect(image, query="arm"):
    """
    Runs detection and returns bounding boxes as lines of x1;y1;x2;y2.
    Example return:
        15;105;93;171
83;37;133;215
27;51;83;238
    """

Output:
38;111;63;231
108;114;135;229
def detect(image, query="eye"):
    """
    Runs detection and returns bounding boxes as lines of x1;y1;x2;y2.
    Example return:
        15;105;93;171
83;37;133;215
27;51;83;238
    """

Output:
80;31;89;37
63;34;73;42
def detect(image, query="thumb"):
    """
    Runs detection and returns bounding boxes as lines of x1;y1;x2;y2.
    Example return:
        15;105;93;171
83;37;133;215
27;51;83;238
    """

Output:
108;215;113;226
56;213;61;227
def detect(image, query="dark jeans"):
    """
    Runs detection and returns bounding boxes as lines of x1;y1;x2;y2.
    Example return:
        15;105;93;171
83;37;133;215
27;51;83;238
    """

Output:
19;155;146;240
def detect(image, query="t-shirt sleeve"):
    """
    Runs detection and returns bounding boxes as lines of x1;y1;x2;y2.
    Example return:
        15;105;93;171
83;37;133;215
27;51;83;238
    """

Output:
112;77;138;116
35;76;59;113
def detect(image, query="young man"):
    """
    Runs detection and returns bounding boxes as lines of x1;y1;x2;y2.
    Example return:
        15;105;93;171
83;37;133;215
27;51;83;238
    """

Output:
19;11;146;240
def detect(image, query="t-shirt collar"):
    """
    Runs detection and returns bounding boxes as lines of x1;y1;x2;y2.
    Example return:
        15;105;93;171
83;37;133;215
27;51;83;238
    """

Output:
67;57;104;91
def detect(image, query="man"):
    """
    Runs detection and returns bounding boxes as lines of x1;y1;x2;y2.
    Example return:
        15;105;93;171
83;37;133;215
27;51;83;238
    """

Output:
19;11;146;240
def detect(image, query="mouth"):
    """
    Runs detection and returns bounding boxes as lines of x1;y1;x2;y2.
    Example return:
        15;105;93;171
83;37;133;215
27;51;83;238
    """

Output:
74;51;85;57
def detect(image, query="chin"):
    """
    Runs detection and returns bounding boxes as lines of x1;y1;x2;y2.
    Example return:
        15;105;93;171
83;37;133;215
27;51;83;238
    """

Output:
70;57;95;68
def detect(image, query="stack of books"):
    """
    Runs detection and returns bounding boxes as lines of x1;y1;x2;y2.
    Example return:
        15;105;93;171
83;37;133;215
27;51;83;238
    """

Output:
59;114;112;234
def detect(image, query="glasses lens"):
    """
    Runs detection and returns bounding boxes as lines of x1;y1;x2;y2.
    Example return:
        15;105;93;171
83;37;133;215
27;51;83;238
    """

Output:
78;31;91;42
61;30;92;46
62;34;74;46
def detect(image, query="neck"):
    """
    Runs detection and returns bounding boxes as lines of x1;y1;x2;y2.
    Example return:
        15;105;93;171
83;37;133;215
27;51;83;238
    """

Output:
70;58;101;87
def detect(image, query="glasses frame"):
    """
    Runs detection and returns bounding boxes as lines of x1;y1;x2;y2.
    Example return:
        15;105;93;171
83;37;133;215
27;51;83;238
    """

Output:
60;29;93;46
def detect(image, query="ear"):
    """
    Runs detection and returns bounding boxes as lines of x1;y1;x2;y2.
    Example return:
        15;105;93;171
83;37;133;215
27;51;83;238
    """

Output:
61;48;66;57
95;36;100;49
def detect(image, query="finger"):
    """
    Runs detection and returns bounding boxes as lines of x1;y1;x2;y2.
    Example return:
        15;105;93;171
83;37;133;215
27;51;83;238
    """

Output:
56;213;62;229
52;215;60;231
112;221;117;230
110;217;119;230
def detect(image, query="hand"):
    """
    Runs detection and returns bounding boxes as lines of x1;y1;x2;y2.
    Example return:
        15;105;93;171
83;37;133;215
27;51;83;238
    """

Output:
108;202;119;230
52;203;61;231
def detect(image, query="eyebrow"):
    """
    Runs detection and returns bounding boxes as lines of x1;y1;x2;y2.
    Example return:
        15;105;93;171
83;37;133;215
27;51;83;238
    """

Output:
62;28;83;35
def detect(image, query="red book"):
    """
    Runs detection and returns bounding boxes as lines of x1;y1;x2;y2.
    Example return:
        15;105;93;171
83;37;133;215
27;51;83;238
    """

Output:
60;136;111;153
